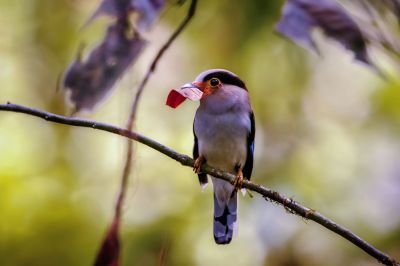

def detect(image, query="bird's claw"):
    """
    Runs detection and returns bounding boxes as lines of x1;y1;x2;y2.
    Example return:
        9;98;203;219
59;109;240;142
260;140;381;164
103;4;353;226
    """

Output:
233;170;244;192
193;155;204;174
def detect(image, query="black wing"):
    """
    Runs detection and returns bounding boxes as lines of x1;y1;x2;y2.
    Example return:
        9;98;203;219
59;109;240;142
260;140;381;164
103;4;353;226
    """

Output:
242;112;255;181
193;122;208;186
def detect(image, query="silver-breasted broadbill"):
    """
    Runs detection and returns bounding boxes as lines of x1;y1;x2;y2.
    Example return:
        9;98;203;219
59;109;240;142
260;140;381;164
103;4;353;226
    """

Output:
166;69;255;244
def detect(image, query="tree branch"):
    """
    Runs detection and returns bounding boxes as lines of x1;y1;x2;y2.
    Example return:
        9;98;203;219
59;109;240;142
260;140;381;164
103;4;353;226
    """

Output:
0;102;398;266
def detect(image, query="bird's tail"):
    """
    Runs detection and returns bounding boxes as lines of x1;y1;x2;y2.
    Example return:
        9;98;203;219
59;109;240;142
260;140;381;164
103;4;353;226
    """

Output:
213;191;237;244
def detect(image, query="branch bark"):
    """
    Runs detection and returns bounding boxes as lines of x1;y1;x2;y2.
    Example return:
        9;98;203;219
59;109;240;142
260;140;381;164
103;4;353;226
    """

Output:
0;102;398;266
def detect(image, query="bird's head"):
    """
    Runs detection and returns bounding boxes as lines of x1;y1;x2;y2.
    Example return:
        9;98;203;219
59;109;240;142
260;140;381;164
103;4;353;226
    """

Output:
166;69;247;108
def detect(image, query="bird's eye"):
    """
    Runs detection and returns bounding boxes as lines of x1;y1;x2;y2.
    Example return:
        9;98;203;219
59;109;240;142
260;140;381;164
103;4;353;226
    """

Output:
210;78;220;87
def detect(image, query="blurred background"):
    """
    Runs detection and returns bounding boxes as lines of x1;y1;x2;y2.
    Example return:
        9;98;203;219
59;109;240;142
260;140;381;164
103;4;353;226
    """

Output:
0;0;399;265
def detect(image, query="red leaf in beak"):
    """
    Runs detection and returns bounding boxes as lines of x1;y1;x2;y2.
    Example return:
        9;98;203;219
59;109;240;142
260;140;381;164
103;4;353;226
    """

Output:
166;89;187;108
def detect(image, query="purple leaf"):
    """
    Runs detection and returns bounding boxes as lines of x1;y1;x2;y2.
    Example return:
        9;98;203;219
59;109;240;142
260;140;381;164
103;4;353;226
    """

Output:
94;218;120;266
383;0;400;21
63;23;146;112
87;0;166;30
276;0;372;65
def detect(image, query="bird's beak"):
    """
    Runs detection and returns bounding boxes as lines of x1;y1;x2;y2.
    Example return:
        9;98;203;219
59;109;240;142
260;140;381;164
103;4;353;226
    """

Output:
166;81;207;108
180;82;206;100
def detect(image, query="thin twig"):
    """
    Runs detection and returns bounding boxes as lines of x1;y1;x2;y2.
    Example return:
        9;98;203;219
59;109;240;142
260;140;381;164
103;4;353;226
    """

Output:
103;1;198;260
95;1;198;260
129;0;197;123
0;102;398;266
158;237;170;266
115;0;198;222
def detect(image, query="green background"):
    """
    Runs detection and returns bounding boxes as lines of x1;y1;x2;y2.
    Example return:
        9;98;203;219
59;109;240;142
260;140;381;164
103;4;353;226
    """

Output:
0;0;399;265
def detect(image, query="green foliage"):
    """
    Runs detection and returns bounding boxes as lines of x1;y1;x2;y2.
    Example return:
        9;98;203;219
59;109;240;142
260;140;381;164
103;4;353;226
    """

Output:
373;80;400;127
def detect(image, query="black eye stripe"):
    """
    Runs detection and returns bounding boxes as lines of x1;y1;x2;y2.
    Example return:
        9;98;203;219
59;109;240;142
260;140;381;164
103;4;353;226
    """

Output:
203;71;247;90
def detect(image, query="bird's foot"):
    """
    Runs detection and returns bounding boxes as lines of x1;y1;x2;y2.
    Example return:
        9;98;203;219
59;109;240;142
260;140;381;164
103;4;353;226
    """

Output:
233;169;244;192
193;155;205;174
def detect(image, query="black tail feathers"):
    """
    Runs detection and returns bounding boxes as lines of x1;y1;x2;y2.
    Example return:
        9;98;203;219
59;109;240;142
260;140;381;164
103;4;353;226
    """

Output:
213;192;237;244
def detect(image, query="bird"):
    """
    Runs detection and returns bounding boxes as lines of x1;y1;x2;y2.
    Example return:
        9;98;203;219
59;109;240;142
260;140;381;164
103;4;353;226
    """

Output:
172;69;255;244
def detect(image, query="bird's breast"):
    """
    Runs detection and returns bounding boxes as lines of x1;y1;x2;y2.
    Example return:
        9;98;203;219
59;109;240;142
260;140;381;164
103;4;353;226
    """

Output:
194;110;250;172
